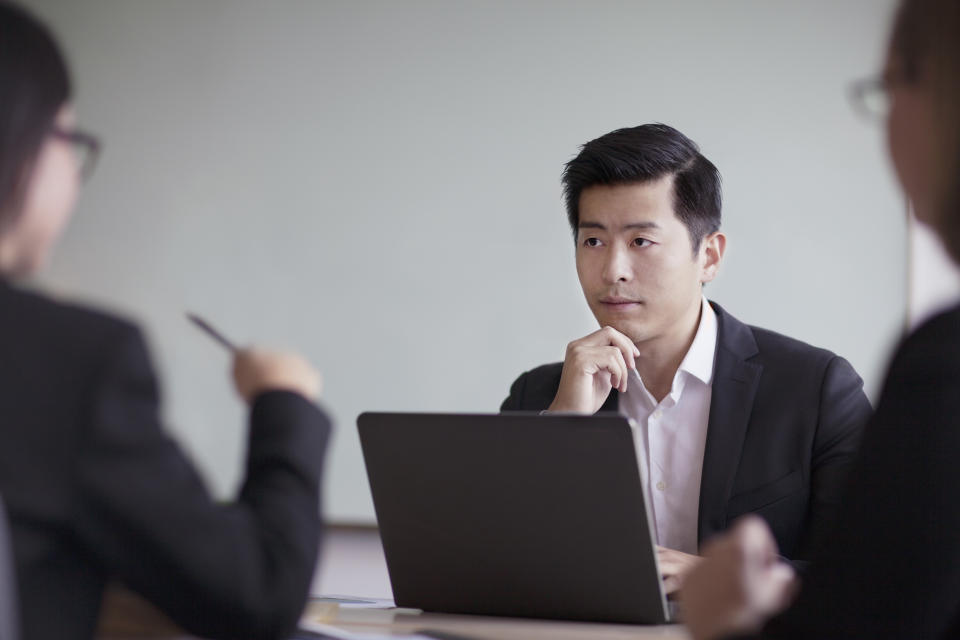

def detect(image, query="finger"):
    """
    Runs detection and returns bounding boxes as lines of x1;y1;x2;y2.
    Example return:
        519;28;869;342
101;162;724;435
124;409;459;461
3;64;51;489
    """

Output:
606;348;629;393
662;575;681;595
587;348;626;391
758;564;798;614
231;347;253;374
657;552;676;569
599;326;639;371
658;552;693;575
735;515;780;561
657;547;676;563
582;325;626;345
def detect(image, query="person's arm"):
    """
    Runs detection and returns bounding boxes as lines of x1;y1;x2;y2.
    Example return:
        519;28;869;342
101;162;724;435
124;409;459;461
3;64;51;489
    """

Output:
762;324;960;639
681;517;797;640
71;325;330;640
798;355;871;559
684;317;960;639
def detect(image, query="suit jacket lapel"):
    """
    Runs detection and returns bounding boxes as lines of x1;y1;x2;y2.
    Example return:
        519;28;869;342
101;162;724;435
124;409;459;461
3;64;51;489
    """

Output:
698;302;762;545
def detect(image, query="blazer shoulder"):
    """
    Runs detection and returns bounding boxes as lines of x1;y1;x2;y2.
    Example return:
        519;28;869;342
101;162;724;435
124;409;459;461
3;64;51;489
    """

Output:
748;325;838;365
712;302;862;386
902;302;960;352
887;303;960;381
501;362;564;412
2;284;139;339
748;325;870;396
0;284;145;376
520;361;565;381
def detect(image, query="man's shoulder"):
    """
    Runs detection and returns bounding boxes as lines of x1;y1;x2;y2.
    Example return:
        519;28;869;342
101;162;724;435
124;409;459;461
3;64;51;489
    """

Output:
889;302;960;378
747;324;837;363
0;282;144;369
713;301;842;369
501;362;564;412
518;361;565;381
1;282;137;336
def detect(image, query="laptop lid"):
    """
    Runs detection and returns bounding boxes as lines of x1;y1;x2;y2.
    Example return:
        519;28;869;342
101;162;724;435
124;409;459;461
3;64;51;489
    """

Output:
357;412;668;624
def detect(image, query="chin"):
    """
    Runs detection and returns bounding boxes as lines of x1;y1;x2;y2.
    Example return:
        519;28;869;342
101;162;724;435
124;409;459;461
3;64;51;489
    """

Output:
596;318;644;344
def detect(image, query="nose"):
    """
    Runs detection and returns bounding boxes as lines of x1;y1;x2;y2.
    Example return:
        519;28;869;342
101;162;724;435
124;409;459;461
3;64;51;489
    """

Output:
601;244;632;284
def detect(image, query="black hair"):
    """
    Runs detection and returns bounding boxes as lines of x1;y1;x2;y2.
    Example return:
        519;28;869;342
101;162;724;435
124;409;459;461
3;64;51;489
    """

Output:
0;1;71;231
562;123;722;253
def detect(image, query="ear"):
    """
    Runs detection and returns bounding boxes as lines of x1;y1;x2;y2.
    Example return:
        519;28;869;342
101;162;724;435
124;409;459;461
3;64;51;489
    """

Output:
699;231;726;284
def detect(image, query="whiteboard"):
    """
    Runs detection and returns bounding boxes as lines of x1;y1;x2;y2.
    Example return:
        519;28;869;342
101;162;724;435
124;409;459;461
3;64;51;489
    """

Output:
26;0;903;523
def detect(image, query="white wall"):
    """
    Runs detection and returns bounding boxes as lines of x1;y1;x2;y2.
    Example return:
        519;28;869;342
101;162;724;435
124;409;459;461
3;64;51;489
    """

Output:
909;216;960;328
24;0;904;523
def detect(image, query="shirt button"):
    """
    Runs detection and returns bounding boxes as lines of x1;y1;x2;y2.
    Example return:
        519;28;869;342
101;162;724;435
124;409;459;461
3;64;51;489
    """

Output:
656;481;666;491
652;410;663;420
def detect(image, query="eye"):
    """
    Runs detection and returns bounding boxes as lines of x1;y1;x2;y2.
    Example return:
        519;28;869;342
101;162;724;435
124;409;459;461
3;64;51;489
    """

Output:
582;237;602;247
632;237;652;248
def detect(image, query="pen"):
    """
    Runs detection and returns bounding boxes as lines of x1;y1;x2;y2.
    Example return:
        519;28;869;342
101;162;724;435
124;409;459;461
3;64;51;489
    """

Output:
186;312;237;352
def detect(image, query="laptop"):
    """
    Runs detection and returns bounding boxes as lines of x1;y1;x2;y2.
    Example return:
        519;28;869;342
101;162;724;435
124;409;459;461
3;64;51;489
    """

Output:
357;412;671;624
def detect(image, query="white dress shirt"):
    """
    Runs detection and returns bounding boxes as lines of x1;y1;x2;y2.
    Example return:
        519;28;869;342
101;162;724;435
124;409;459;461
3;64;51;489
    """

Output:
618;297;717;554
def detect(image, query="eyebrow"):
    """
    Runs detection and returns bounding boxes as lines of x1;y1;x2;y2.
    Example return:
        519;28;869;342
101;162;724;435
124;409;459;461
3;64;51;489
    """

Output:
577;221;661;232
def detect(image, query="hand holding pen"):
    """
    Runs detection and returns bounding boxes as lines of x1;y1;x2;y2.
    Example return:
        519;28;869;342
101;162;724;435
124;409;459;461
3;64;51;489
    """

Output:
188;312;322;403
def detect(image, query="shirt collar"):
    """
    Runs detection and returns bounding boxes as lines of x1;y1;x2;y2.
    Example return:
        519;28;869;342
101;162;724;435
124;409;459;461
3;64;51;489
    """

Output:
677;296;717;386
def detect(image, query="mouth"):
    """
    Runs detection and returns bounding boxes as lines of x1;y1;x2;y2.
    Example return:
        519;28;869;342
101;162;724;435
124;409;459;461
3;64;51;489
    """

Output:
599;296;643;309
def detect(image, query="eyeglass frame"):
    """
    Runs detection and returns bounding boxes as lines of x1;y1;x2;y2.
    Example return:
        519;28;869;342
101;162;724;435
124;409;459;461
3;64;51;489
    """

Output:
848;66;915;122
849;73;899;122
48;126;101;182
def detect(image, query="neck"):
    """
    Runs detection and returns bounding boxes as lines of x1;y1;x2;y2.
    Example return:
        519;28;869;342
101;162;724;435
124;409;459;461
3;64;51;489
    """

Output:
635;297;704;402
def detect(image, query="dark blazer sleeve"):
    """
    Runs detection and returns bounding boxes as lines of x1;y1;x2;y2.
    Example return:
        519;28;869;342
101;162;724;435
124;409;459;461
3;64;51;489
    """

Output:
800;355;871;557
70;325;330;640
760;312;960;639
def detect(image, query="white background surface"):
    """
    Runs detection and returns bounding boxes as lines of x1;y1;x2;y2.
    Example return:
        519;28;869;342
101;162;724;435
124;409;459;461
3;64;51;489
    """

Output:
25;0;904;523
909;217;960;328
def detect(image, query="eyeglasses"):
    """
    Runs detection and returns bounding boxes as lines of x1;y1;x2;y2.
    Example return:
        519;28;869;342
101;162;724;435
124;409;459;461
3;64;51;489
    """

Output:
49;126;101;182
849;75;891;121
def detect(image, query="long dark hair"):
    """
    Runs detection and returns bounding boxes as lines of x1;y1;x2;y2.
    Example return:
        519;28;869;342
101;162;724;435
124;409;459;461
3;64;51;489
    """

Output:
0;1;71;231
891;0;960;263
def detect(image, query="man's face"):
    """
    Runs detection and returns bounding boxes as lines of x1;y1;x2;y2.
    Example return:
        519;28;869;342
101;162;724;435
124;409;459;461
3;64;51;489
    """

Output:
575;176;721;348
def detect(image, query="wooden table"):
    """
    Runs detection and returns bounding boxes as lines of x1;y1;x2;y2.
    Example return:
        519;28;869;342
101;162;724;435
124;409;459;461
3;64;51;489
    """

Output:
97;587;690;640
302;600;690;640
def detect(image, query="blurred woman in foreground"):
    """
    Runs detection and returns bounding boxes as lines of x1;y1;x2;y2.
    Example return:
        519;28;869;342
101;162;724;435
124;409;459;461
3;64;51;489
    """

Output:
0;3;330;639
682;0;960;638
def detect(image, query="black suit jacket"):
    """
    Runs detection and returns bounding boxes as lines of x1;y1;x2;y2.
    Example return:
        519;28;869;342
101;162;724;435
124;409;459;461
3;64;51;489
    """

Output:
501;302;872;560
756;303;960;639
0;280;331;640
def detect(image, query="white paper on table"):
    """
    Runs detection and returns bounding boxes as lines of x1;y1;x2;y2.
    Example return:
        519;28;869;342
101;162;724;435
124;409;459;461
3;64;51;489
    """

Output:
310;595;397;609
296;620;435;640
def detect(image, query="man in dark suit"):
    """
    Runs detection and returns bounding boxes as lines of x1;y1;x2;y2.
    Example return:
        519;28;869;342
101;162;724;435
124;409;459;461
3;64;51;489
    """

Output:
501;124;871;594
